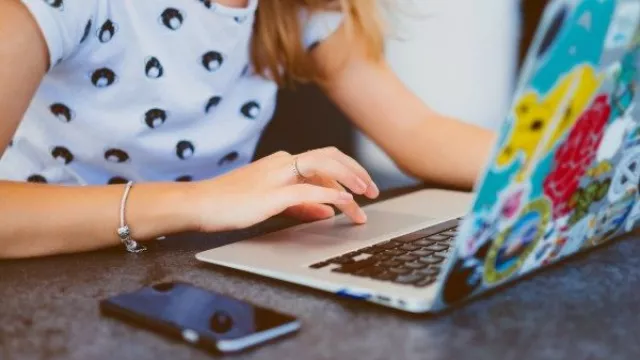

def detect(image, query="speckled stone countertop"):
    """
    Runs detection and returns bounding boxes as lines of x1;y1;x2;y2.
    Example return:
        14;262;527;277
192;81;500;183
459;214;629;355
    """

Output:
2;188;640;360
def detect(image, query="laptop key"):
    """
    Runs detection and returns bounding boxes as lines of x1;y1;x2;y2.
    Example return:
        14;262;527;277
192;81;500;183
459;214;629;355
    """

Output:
383;249;406;257
427;234;450;242
399;244;421;251
419;266;440;277
414;239;435;247
405;261;428;270
389;267;411;275
361;247;386;255
352;269;370;277
370;254;391;262
424;243;450;252
359;266;385;276
394;273;425;285
372;241;400;250
380;260;403;268
334;258;377;273
411;249;433;257
395;254;418;262
415;277;437;287
328;256;356;265
392;232;426;243
372;271;397;281
441;230;457;237
418;254;445;265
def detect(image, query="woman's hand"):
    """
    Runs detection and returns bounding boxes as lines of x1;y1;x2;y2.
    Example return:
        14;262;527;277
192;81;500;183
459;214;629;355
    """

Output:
187;147;380;232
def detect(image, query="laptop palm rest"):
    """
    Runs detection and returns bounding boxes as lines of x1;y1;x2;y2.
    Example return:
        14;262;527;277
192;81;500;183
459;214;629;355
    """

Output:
295;209;435;241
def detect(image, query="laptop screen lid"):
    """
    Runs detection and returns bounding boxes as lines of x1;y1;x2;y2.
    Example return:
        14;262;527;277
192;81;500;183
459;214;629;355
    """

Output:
432;0;640;310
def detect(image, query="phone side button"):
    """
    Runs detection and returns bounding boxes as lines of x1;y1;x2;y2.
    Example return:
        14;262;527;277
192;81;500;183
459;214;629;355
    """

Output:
182;329;200;344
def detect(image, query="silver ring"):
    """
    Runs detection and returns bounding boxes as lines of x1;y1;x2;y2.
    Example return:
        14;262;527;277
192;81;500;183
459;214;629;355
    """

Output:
292;157;306;182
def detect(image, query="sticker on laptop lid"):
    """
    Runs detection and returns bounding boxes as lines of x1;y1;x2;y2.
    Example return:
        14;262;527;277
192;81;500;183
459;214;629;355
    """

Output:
604;1;640;50
542;94;611;219
608;145;640;202
483;197;552;285
582;192;636;248
624;197;640;231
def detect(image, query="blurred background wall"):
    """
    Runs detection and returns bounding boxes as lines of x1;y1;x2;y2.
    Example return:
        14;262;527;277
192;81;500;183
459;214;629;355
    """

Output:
256;0;550;190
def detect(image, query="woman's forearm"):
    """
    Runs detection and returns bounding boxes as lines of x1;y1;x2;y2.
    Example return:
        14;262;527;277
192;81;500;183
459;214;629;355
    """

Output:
0;181;197;258
394;114;498;190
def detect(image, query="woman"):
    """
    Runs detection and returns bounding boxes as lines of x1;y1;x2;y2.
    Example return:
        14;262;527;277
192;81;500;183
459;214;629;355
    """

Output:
0;0;494;258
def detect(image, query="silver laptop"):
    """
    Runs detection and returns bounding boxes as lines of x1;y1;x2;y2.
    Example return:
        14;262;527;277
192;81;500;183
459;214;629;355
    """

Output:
197;0;640;313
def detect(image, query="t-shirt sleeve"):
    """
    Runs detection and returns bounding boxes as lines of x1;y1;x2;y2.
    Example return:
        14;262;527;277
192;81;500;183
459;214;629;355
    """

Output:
301;11;344;51
21;0;99;69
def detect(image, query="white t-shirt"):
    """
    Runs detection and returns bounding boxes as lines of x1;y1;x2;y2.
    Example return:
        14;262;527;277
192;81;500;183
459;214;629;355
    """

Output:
0;0;342;185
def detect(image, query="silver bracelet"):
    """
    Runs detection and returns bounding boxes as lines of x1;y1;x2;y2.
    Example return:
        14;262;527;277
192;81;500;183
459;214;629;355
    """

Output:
116;181;147;253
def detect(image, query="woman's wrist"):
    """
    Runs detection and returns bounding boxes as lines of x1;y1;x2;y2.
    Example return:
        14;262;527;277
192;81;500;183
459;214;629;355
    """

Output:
127;181;201;240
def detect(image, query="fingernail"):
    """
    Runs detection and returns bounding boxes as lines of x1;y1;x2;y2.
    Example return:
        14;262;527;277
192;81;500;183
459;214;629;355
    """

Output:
370;182;380;196
357;208;368;222
356;178;368;193
365;182;379;198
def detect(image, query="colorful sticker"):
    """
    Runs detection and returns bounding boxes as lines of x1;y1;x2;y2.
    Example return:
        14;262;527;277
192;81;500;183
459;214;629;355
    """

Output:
624;198;640;231
520;220;562;270
459;184;530;258
543;94;611;218
608;145;640;202
596;107;637;161
496;64;604;181
582;192;636;248
484;198;552;285
567;177;611;226
586;161;614;177
604;1;640;50
611;52;637;118
559;214;595;258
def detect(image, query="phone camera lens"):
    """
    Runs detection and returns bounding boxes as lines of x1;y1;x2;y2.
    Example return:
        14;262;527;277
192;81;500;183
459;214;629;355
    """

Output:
210;311;233;333
152;282;175;292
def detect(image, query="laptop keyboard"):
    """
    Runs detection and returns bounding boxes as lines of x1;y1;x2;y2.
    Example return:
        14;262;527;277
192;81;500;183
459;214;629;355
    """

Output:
308;219;460;288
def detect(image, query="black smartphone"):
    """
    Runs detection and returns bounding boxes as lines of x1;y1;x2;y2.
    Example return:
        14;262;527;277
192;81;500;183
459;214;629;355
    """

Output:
99;282;301;353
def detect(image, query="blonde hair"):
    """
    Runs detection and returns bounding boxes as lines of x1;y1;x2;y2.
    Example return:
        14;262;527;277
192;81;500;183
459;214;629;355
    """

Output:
251;0;385;87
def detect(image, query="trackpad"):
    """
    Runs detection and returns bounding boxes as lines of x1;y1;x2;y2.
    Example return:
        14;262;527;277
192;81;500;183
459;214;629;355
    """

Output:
297;210;433;241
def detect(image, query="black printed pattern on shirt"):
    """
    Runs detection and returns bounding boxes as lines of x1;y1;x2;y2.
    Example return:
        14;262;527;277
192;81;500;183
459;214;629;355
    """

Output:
218;151;238;166
91;68;117;88
202;51;223;72
160;8;184;30
98;20;117;43
145;57;164;78
51;146;74;164
44;0;63;10
50;103;73;122
104;149;129;163
176;141;195;160
240;101;260;119
145;108;167;128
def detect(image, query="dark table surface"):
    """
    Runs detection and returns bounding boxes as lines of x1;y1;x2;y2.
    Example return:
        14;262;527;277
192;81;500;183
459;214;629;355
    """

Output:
2;187;640;360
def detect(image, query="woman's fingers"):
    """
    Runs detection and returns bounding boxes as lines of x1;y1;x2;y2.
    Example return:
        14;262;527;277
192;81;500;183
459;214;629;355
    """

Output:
316;147;379;198
273;184;353;211
313;176;367;224
268;149;378;199
283;203;336;222
296;156;370;196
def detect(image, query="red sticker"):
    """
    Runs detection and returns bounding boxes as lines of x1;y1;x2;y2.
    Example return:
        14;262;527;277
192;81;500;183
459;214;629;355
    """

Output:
543;94;611;218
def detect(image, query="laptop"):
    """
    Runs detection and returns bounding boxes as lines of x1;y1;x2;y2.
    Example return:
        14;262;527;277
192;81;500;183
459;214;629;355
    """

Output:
197;0;640;313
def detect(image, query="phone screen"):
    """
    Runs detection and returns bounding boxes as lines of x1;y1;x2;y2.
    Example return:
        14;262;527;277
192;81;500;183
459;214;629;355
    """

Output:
100;282;300;353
